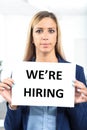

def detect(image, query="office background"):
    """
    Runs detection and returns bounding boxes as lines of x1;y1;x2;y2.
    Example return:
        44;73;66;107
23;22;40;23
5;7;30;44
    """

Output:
0;0;87;130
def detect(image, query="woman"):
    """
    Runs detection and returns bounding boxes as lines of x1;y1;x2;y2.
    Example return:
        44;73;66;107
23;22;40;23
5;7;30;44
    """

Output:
0;11;87;130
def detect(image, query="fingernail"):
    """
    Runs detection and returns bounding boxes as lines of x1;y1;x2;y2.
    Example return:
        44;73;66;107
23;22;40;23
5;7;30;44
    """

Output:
2;87;5;90
7;86;11;89
81;93;85;97
77;88;81;92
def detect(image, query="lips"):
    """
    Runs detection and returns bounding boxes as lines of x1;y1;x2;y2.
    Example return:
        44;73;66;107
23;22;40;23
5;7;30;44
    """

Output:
40;43;50;48
41;43;50;45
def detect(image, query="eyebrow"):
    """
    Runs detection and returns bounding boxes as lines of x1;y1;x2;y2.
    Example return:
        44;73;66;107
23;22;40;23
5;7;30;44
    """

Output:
34;27;56;30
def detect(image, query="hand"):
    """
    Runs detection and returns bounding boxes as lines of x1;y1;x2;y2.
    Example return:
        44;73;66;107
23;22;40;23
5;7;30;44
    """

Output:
74;80;87;104
0;78;14;104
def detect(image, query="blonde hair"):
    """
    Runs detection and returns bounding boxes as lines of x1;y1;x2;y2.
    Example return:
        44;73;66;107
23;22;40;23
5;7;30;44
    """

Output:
23;11;65;61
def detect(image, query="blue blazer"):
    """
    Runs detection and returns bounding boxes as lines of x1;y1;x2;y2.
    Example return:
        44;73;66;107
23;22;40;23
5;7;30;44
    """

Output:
4;56;87;130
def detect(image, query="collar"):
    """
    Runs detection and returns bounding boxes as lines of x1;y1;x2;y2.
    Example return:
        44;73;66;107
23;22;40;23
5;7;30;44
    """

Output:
31;54;67;63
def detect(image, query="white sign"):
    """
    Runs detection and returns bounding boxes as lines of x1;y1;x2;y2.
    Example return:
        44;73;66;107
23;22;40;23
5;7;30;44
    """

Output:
12;62;75;107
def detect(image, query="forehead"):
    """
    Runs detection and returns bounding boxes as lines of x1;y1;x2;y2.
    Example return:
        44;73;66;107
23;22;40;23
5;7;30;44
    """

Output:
34;17;57;28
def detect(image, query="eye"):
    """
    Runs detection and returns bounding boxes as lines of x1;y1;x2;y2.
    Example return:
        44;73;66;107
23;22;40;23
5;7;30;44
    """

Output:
48;29;55;33
35;29;43;34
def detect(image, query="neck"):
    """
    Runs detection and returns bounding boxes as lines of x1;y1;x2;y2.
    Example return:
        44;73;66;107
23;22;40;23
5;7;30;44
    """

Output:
36;52;58;62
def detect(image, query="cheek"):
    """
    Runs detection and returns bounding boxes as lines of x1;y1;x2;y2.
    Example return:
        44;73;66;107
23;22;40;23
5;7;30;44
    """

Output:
51;36;57;44
33;36;40;47
33;34;40;43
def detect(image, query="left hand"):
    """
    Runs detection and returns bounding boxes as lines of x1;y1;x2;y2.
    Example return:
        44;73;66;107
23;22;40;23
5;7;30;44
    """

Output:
74;80;87;104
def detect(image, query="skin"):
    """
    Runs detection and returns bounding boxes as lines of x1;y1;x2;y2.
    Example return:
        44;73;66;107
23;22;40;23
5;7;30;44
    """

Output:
32;18;58;62
0;18;87;108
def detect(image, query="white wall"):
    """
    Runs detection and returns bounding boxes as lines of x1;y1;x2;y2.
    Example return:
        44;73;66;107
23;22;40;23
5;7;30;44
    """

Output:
0;15;31;62
59;14;87;78
59;15;87;67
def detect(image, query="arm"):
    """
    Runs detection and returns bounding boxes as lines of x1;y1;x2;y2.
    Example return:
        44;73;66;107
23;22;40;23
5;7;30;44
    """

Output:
66;65;87;130
0;78;22;130
4;105;23;130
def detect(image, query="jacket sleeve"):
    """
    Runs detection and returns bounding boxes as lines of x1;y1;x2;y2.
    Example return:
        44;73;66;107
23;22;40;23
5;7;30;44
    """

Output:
4;105;23;130
66;65;87;130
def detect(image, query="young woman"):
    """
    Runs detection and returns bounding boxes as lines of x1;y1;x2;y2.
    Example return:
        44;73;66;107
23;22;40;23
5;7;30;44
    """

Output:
0;11;87;130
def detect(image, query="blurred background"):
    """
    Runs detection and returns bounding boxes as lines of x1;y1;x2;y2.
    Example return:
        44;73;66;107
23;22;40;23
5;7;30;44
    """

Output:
0;0;87;129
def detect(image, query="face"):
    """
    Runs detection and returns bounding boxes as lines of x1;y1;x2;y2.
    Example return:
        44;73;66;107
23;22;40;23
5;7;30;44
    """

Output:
32;17;57;55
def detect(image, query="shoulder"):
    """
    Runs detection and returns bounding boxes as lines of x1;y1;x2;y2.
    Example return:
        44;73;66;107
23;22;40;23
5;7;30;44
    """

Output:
57;54;86;85
76;64;83;73
57;54;84;72
57;55;69;63
76;64;86;85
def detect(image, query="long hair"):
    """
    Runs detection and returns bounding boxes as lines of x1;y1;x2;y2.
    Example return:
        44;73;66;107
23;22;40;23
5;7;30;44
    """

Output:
23;11;66;61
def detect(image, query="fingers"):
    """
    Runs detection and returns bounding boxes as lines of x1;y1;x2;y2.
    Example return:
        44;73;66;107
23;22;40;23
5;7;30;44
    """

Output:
77;87;87;96
0;83;10;90
0;78;14;104
74;80;86;94
74;80;87;103
0;78;14;91
74;80;85;89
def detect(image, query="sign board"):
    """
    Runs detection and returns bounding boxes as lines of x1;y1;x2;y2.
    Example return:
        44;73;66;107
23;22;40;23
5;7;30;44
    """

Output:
12;62;75;107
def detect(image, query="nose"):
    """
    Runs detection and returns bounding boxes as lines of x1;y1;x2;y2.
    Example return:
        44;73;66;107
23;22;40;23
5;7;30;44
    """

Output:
41;31;48;40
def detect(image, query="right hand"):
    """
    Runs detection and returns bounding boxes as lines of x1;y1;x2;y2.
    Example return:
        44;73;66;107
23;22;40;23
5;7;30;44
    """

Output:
0;78;14;105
